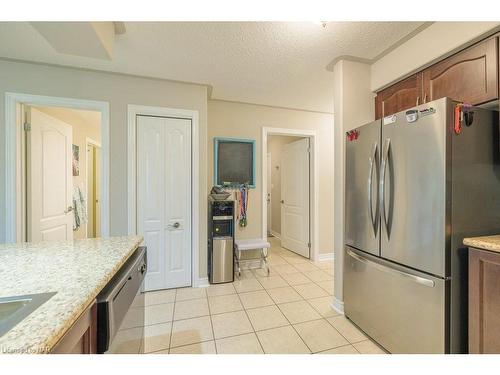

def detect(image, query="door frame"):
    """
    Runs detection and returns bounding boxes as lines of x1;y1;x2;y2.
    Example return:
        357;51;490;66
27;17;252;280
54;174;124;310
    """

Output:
4;92;110;243
266;152;272;236
127;104;200;287
262;127;319;261
85;137;101;238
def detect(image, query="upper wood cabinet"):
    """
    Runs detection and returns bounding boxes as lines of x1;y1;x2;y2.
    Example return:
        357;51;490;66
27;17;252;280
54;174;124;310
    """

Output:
51;302;97;354
375;73;423;119
422;37;498;105
375;36;499;119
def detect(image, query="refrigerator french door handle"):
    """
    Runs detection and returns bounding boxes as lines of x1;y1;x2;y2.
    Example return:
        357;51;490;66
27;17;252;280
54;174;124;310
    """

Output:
380;138;391;239
367;142;378;237
346;249;435;288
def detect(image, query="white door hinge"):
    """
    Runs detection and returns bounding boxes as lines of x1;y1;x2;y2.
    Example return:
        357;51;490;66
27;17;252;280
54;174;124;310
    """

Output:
24;122;31;131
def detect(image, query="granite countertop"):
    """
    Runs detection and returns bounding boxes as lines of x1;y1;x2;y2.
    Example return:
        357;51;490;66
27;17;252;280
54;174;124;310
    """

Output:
0;236;143;354
463;235;500;254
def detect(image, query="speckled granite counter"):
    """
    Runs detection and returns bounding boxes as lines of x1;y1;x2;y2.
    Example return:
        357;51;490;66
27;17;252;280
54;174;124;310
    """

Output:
0;236;143;354
463;235;500;254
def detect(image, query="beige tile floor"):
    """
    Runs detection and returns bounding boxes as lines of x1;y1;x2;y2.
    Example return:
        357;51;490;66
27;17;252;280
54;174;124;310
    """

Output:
141;237;386;354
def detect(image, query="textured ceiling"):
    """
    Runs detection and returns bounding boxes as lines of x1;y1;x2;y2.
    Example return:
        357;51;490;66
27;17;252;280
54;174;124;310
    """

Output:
0;22;426;112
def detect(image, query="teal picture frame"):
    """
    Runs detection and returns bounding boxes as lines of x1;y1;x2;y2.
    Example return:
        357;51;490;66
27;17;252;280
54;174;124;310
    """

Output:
214;137;256;188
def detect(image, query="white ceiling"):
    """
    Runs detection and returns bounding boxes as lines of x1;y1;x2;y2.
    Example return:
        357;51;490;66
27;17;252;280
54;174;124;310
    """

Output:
0;22;426;112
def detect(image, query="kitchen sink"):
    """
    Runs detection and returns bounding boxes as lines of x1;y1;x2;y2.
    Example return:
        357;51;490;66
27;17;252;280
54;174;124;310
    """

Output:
0;292;56;337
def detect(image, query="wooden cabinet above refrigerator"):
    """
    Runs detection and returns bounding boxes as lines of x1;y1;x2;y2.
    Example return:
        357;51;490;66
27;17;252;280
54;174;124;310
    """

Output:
375;73;423;119
375;36;499;120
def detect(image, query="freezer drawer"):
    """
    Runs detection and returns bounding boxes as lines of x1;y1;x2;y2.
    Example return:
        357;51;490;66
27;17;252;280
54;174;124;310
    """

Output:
344;246;448;353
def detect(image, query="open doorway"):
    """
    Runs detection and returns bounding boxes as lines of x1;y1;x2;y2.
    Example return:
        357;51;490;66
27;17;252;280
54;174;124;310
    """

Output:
4;93;109;243
264;129;317;260
18;105;102;242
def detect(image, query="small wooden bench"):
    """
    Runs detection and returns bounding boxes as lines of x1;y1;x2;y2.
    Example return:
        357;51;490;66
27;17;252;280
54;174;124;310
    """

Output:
234;239;271;277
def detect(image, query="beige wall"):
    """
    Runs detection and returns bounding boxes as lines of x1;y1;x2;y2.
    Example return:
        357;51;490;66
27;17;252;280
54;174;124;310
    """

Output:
333;60;374;304
267;135;305;236
208;100;335;255
371;22;500;91
35;106;101;239
0;59;209;278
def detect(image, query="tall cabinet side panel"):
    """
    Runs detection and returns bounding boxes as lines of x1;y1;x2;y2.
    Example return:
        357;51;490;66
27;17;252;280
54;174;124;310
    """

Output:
450;107;500;353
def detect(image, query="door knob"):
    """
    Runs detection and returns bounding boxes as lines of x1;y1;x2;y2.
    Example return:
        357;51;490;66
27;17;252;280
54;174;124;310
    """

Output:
280;200;284;204
169;222;180;229
64;206;74;214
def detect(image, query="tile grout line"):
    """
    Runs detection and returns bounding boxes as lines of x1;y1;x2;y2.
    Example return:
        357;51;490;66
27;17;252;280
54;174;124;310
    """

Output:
322;312;372;348
166;289;178;353
265;244;342;353
314;343;358;355
258;280;313;354
204;287;218;354
232;284;266;354
146;240;334;354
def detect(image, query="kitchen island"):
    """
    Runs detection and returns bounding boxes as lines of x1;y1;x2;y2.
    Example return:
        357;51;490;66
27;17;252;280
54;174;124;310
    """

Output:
0;236;143;354
463;235;500;354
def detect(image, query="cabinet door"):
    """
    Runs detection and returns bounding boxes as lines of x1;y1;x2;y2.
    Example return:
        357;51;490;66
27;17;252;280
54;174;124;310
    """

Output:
469;248;500;354
375;73;423;119
423;37;498;105
51;302;97;354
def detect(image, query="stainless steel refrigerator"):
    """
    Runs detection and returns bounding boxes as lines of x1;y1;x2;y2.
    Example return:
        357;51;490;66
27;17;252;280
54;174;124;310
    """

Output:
344;97;500;353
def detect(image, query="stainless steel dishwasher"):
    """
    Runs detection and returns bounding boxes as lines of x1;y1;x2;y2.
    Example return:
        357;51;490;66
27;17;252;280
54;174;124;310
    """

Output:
96;246;147;354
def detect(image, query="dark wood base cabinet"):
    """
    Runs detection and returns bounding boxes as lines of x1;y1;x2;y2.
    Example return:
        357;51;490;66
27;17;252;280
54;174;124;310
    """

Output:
469;248;500;354
51;302;97;354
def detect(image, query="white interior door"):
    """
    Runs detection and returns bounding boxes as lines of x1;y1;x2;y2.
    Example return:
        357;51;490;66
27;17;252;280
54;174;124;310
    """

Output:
137;115;192;291
27;108;73;242
267;152;272;236
280;138;310;258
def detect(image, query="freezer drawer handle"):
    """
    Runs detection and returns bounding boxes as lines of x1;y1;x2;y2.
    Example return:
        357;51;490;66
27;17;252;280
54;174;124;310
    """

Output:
367;142;378;237
380;138;391;239
347;249;435;288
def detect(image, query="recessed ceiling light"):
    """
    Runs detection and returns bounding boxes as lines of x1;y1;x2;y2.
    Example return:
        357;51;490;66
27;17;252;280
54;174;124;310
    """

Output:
113;22;126;35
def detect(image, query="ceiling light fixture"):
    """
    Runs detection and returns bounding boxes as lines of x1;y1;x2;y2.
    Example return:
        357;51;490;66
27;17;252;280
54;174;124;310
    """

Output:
113;22;126;35
313;21;328;28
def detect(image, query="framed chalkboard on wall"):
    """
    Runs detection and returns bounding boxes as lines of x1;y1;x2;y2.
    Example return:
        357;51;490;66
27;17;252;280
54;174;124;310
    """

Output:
214;138;256;188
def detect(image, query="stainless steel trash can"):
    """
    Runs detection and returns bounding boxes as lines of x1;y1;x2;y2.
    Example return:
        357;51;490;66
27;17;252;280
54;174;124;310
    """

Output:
211;237;234;283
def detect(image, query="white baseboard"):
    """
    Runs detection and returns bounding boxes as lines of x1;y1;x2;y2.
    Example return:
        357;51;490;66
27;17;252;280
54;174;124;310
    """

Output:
269;230;281;239
318;252;334;262
331;296;344;315
196;277;209;288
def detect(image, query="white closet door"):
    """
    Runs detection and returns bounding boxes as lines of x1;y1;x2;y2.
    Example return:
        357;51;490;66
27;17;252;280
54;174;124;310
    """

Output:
137;115;192;291
281;138;310;258
27;108;73;242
